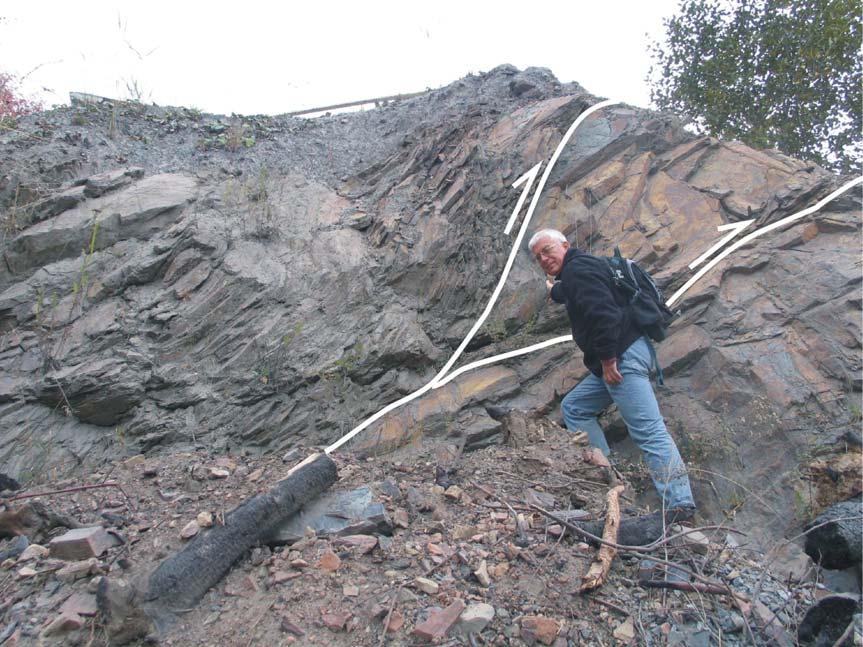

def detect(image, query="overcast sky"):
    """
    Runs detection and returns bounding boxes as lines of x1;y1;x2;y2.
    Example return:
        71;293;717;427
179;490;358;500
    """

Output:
2;1;679;116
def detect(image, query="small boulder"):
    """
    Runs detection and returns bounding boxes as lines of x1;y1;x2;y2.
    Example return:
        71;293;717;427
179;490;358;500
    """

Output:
17;544;49;562
41;612;84;637
521;615;560;645
415;577;439;595
56;558;99;583
318;549;341;572
50;527;115;560
458;603;495;635
180;521;200;540
475;560;491;587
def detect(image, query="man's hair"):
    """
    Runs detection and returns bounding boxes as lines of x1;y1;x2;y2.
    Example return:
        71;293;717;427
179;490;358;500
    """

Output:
528;229;567;250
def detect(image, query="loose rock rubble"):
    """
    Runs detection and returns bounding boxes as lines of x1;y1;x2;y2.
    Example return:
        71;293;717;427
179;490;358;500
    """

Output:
0;426;845;645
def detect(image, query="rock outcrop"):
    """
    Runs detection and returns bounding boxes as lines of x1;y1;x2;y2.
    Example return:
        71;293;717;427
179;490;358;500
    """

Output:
0;65;859;543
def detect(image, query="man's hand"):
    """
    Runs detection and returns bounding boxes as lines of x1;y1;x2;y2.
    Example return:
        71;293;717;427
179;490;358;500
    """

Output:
601;358;623;385
545;276;555;301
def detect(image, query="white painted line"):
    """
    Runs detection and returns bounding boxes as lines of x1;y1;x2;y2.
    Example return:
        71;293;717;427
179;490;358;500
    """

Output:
325;101;861;457
431;176;863;389
504;163;542;235
688;220;754;269
427;165;540;386
324;381;434;454
666;176;862;307
430;99;618;389
431;335;574;388
325;99;617;454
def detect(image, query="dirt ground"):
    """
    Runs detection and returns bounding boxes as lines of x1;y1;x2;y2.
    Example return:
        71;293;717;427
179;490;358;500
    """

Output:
0;424;823;646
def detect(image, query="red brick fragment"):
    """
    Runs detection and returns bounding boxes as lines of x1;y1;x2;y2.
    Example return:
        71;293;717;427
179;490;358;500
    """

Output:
412;599;466;641
49;527;115;560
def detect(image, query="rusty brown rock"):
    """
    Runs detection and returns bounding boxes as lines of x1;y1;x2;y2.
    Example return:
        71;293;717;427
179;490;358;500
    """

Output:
318;549;341;572
412;599;466;641
521;615;560;645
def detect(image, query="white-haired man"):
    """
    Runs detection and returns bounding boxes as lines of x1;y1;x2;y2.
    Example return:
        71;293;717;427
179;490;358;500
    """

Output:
528;228;695;517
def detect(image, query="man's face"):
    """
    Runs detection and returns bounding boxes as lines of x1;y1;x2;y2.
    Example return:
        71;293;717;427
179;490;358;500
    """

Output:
531;236;570;276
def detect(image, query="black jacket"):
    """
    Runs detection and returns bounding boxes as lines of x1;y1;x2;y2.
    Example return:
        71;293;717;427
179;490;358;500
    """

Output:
550;248;642;377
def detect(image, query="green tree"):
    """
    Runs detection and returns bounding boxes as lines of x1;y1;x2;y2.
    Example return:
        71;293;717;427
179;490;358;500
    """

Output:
648;0;862;174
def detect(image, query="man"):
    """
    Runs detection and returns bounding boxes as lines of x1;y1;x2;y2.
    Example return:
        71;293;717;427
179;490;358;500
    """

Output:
528;228;695;517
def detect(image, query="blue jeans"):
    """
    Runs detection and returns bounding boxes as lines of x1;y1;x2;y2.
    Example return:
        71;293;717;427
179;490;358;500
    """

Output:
561;337;695;510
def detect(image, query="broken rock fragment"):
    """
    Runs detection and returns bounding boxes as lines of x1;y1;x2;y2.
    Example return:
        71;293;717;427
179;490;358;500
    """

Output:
41;612;84;637
320;609;352;631
17;544;49;562
474;559;491;587
207;467;231;479
520;615;560;645
613;617;636;643
457;602;495;635
318;549;341;572
56;558;99;583
60;592;99;617
333;534;377;554
413;599;466;641
414;576;439;594
180;520;200;539
49;526;115;560
386;609;405;633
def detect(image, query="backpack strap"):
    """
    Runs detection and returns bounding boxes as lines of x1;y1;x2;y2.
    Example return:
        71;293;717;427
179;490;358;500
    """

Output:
612;247;666;385
643;336;665;386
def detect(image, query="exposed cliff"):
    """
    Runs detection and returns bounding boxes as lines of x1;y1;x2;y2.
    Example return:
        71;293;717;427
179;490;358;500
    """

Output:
0;65;859;545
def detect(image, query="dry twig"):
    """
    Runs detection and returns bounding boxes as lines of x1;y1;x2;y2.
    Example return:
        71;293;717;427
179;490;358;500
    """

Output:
530;503;744;553
579;485;625;592
379;583;405;646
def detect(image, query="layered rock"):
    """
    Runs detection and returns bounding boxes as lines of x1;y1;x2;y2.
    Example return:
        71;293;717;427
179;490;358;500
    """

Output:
0;65;859;543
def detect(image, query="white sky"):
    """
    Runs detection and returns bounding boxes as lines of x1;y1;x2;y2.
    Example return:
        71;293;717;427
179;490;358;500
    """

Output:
2;1;679;116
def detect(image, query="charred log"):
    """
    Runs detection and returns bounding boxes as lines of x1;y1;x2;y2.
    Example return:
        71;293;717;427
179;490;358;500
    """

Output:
798;594;860;647
99;453;338;642
804;498;863;570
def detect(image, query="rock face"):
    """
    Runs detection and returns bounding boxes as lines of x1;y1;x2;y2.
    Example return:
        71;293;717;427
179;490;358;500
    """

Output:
0;65;859;543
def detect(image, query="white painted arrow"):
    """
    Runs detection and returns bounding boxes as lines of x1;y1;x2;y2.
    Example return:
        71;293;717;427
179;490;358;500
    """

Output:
324;98;862;457
325;100;616;455
666;176;862;307
504;163;542;235
688;219;754;269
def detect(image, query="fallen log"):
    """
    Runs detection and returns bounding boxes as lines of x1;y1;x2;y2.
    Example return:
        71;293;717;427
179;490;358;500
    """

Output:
797;594;860;647
99;452;338;642
803;497;862;570
578;484;625;593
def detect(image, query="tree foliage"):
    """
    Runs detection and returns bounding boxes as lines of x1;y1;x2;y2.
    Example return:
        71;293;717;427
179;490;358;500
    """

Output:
0;72;43;123
648;0;862;174
0;17;43;124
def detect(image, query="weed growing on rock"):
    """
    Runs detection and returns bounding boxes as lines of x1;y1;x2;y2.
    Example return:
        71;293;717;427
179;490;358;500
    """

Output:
198;122;255;152
71;216;100;298
253;322;303;389
245;167;277;238
214;168;280;240
108;105;119;139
